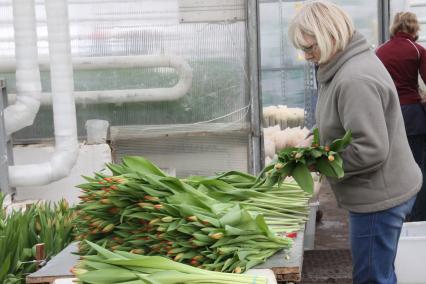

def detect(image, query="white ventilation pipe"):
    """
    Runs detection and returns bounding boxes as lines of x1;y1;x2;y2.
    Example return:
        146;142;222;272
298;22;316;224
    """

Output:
9;0;79;187
3;55;193;105
409;0;426;8
4;0;41;137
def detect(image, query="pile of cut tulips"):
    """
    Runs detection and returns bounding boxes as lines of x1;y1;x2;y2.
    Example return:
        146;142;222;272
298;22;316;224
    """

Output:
73;241;269;284
73;156;310;273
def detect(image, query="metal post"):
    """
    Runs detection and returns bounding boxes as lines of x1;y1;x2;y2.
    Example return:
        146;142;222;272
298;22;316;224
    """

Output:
304;64;317;129
0;79;12;195
379;0;391;43
247;0;264;174
278;0;288;105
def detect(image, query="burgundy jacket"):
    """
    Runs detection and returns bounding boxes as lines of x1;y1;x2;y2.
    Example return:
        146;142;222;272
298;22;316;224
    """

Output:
376;32;426;105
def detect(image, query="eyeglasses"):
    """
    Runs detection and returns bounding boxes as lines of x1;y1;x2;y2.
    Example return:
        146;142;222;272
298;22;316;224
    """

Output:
300;43;317;53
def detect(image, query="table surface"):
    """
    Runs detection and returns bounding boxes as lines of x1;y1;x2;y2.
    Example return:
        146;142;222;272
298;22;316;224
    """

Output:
27;230;304;282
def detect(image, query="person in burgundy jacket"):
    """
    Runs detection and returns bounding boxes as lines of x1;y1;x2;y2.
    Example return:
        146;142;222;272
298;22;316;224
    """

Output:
377;11;426;221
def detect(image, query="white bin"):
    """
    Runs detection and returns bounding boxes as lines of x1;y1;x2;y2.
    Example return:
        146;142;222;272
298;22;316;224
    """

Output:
85;119;109;144
304;200;319;250
395;221;426;284
304;181;321;250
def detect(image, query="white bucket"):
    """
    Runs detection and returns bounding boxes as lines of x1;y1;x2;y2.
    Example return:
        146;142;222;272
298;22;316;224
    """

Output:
85;119;109;144
395;221;426;284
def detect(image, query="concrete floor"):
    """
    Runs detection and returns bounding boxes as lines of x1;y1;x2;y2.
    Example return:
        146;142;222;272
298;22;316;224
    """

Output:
314;181;350;250
299;181;353;283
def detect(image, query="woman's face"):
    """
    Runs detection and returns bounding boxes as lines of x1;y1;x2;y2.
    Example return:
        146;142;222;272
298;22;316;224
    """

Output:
301;34;321;64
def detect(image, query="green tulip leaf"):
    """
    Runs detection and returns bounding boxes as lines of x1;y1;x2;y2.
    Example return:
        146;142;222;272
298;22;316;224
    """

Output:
315;157;338;177
292;163;314;194
330;130;352;152
312;128;320;146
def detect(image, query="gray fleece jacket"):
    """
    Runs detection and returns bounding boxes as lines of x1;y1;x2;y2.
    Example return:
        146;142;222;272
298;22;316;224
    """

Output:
316;31;422;213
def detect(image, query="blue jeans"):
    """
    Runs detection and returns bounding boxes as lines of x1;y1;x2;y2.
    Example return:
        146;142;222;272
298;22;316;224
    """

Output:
407;134;426;221
349;196;416;284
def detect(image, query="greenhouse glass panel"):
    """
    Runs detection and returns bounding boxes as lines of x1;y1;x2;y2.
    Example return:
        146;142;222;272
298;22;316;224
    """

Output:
0;0;259;176
0;0;249;141
259;0;380;164
259;0;380;129
391;0;426;46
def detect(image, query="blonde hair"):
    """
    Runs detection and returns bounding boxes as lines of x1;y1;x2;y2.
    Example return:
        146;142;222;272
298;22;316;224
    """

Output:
288;0;355;64
390;12;420;38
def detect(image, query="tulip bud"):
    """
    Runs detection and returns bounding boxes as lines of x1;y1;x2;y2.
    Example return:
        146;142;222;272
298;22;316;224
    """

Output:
100;198;111;204
156;226;166;232
130;249;145;254
70;267;88;276
110;245;120;251
186;215;198;222
274;163;284;170
161;216;174;223
149;218;160;225
35;220;42;233
138;202;153;208
101;224;115;233
108;207;120;214
113;177;126;183
60;199;69;211
144;195;159;201
192;255;204;261
209;232;224;239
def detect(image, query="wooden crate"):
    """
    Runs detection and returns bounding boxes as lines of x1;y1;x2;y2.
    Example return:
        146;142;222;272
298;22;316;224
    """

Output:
26;243;79;284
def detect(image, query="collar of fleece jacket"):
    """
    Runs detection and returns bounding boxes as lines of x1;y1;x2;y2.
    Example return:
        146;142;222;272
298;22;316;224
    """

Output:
317;31;371;84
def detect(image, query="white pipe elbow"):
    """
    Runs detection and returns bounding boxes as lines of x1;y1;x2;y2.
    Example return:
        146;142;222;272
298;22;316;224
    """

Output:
5;0;41;136
9;143;79;187
9;0;79;187
5;55;193;105
70;55;193;104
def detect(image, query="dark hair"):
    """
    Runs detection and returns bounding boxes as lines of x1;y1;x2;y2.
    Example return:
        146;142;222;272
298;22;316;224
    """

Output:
390;12;420;39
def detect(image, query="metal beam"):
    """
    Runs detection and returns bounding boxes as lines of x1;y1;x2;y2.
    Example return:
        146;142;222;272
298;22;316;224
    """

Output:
259;0;304;3
410;0;426;7
0;79;12;195
378;0;391;43
247;0;264;174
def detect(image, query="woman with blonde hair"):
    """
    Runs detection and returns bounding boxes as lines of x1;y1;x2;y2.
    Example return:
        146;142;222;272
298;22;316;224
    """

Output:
376;11;426;223
289;1;421;283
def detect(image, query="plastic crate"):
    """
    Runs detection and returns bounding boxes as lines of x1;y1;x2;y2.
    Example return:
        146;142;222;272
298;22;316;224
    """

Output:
395;221;426;284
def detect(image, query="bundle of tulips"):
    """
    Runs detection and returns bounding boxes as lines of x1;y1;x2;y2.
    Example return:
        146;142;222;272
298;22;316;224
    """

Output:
259;129;352;193
0;195;75;283
74;156;311;273
72;241;269;284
